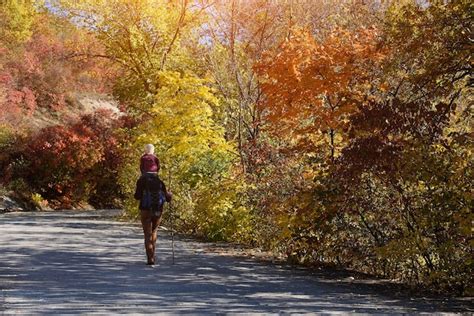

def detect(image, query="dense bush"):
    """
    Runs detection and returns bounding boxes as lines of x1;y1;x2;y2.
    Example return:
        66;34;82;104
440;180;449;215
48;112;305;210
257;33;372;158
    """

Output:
2;110;127;209
252;0;473;294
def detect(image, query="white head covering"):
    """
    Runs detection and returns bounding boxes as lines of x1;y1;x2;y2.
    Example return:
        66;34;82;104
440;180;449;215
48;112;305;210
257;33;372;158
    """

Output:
144;144;155;154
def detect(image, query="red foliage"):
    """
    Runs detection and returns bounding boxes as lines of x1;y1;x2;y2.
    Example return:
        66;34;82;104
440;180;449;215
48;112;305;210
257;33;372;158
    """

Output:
9;110;127;208
0;14;115;126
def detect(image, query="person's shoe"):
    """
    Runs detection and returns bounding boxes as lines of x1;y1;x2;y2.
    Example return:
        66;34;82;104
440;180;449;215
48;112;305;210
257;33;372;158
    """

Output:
147;258;155;265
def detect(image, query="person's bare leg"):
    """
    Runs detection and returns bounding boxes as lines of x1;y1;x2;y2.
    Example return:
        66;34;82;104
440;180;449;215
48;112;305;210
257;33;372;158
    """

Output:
150;212;162;262
140;210;154;264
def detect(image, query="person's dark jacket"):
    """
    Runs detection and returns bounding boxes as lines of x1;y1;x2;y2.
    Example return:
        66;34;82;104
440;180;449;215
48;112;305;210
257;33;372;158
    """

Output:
134;174;171;210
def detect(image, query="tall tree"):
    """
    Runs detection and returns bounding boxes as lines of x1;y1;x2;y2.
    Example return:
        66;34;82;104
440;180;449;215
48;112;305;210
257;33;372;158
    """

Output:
255;27;384;161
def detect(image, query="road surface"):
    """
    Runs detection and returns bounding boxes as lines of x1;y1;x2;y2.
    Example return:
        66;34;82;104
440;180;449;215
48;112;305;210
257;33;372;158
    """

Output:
0;210;471;314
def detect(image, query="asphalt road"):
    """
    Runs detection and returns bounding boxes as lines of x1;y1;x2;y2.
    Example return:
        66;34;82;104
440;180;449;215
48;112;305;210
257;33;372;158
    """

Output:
0;210;472;315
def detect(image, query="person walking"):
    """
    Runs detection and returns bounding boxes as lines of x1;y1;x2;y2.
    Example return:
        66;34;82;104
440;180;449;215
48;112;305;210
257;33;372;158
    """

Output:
134;144;172;265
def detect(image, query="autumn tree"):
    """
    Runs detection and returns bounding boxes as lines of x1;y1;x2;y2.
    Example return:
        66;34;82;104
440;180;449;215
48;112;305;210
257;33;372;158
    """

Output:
335;0;473;293
0;0;112;127
252;0;472;294
0;0;36;46
55;0;253;241
255;27;384;161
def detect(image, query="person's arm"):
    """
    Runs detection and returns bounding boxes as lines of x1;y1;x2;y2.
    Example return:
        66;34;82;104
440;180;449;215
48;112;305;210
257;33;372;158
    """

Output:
134;177;143;200
161;180;172;202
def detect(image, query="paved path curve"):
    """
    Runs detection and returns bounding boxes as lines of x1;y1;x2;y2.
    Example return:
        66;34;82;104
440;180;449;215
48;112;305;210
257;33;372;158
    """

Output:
0;210;472;315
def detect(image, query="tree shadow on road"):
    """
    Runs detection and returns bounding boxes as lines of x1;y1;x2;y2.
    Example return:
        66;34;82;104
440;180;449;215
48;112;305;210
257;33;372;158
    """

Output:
0;212;472;314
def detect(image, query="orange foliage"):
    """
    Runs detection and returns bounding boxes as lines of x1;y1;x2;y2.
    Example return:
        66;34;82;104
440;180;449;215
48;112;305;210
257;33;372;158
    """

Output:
254;27;385;153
